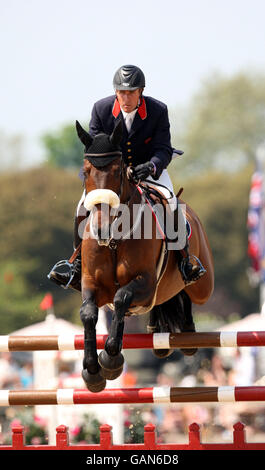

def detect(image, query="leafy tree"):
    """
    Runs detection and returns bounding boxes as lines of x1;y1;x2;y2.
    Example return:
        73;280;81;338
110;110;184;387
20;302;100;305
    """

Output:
0;260;43;334
0;166;83;331
42;124;83;168
170;72;265;177
170;164;258;317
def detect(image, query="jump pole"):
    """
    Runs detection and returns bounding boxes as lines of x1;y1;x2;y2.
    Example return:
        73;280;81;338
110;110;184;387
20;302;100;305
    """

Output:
1;331;265;351
1;386;265;406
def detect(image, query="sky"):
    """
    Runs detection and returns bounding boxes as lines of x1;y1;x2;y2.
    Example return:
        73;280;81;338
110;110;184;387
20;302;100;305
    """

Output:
0;0;265;165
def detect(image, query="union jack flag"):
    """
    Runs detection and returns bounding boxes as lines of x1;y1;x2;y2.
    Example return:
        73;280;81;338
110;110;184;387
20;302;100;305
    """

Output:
247;165;265;284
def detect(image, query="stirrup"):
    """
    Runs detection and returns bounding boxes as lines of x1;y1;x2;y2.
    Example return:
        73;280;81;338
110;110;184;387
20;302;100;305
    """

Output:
180;255;206;285
47;259;75;289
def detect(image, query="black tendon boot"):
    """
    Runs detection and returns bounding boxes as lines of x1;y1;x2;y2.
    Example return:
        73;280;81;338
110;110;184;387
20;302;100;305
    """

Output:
47;216;82;292
173;205;206;285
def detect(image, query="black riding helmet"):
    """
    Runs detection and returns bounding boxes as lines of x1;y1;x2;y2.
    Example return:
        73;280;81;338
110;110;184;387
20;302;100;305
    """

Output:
113;65;145;91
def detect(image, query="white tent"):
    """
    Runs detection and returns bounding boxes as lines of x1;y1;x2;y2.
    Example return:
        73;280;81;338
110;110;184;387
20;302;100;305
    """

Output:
217;312;265;332
12;313;84;335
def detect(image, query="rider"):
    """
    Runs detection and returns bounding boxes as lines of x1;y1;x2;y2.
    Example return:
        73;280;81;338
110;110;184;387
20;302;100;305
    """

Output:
48;64;205;290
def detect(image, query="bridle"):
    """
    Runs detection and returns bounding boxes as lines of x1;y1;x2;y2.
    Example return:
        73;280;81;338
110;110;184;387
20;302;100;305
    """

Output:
83;151;145;250
83;150;146;288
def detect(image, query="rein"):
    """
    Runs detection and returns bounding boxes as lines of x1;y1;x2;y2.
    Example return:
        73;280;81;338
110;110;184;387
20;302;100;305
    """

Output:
84;152;143;287
104;160;143;250
83;151;171;288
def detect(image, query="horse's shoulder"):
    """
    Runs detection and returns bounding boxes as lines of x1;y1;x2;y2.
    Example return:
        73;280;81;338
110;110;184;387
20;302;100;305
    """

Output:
180;199;201;224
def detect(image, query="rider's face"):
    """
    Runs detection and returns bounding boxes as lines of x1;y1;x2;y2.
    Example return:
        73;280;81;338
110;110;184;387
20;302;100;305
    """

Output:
116;89;142;113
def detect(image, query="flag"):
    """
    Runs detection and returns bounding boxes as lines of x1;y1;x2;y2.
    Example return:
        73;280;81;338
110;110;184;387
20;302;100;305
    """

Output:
39;293;53;311
247;166;265;284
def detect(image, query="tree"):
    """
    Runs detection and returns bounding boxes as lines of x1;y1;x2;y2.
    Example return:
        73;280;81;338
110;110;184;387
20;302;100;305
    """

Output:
0;260;43;334
169;165;258;318
42;124;83;168
169;72;265;177
0;166;83;331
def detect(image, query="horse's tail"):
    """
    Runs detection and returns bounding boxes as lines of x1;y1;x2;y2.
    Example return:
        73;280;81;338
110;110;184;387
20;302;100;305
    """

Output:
147;290;197;357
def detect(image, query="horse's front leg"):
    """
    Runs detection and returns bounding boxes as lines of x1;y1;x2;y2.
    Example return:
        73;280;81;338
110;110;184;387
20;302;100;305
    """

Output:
99;276;153;380
80;291;106;392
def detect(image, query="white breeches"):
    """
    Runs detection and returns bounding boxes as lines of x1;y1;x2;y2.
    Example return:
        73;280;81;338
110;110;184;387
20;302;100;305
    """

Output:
144;169;177;212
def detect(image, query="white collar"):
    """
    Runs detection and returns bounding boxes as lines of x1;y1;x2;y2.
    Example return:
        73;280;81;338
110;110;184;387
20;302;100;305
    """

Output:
121;108;138;120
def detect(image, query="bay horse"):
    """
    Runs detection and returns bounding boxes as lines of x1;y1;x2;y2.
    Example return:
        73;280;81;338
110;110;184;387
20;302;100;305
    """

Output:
75;119;214;392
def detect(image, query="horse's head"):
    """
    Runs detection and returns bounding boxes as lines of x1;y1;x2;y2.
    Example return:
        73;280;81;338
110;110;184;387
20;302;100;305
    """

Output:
76;118;124;197
76;120;132;246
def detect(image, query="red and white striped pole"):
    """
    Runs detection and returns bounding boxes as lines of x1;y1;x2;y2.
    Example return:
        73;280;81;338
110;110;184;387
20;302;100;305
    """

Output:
1;386;265;406
1;331;265;351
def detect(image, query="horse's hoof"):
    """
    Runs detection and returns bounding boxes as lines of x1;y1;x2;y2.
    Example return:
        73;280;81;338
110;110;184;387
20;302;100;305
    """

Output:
81;369;106;392
98;350;124;380
152;348;174;359
180;348;198;356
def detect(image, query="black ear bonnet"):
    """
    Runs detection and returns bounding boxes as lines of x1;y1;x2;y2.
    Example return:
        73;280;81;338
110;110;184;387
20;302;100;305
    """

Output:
84;133;122;168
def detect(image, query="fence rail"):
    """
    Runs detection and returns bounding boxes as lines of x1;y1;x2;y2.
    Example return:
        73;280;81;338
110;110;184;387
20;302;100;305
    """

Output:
1;386;265;405
1;422;265;450
1;331;265;351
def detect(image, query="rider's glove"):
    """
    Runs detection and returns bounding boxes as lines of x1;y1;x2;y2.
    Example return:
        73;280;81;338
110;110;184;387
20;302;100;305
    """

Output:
133;162;156;181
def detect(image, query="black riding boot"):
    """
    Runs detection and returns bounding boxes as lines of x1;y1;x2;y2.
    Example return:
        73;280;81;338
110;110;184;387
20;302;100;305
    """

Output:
47;216;82;292
173;206;206;285
178;240;206;285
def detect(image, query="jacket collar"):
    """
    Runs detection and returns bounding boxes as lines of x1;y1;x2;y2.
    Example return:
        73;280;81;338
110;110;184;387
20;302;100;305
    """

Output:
112;97;147;120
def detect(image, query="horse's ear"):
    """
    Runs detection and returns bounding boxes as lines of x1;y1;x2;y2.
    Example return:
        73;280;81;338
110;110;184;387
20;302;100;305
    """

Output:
76;120;93;147
110;119;123;147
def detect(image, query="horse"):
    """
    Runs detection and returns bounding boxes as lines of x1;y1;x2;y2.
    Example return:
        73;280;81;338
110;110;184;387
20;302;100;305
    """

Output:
75;119;214;392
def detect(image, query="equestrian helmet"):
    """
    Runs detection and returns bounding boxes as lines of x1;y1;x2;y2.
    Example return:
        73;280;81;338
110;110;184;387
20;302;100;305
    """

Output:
113;65;145;91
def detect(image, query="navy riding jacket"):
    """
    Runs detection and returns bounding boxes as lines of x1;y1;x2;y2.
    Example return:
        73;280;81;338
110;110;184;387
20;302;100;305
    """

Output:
88;95;173;179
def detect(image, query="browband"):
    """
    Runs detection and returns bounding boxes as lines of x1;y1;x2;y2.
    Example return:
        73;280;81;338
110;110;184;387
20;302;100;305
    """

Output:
84;152;122;157
84;151;122;168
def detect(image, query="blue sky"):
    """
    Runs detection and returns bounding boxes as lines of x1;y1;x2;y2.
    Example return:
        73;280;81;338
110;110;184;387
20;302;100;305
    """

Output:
0;0;265;164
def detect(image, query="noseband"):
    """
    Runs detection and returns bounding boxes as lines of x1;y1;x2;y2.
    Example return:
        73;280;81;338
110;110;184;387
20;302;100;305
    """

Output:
84;150;145;251
84;150;137;206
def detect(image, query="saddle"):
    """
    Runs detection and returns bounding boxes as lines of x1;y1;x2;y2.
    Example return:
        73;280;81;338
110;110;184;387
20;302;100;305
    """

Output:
138;183;191;242
119;184;191;316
